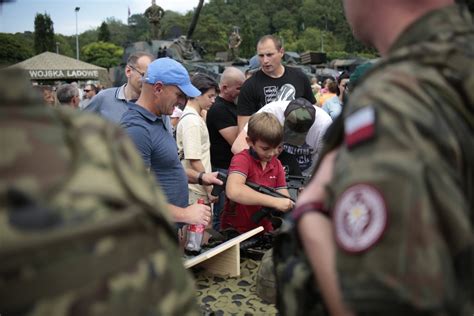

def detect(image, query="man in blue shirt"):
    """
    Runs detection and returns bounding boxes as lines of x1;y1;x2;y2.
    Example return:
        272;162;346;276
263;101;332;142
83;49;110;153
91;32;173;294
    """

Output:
84;52;155;123
121;57;216;226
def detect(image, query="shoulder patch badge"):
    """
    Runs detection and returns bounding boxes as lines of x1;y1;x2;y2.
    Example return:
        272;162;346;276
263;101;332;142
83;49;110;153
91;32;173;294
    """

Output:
333;184;387;253
345;106;376;149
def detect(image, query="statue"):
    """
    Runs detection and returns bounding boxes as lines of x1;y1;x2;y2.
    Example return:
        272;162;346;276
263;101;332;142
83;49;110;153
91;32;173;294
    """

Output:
168;35;201;62
228;26;242;62
144;0;164;40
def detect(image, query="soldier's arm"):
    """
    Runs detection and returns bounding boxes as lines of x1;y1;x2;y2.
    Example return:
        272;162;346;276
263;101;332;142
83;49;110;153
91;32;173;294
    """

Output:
296;150;353;315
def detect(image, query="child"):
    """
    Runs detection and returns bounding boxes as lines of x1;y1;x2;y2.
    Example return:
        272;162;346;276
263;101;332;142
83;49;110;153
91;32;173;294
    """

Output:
221;112;293;233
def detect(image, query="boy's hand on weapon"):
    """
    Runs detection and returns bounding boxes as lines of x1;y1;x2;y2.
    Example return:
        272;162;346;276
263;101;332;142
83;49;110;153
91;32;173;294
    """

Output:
273;197;294;212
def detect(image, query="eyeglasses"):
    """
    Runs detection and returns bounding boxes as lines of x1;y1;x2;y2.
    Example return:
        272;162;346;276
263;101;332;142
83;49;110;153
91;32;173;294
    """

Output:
128;64;145;77
83;89;91;92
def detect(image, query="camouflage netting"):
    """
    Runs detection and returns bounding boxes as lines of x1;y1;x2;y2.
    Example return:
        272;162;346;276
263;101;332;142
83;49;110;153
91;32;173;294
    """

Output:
192;258;278;315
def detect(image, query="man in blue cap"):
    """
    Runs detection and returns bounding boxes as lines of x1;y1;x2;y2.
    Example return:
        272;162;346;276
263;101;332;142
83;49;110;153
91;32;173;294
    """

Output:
121;57;218;227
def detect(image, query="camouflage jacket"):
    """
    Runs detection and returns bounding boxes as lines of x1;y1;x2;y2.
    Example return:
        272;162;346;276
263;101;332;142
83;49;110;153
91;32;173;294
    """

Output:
328;5;474;315
0;101;199;316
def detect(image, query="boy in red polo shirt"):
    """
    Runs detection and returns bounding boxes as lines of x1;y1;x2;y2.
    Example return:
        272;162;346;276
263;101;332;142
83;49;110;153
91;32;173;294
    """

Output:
221;112;293;233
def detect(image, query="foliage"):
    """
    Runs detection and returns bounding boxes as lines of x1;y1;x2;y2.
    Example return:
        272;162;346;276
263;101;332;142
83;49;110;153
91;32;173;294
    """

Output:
54;34;74;57
104;17;129;47
466;0;474;13
81;41;123;69
160;11;190;40
326;50;353;61
78;29;95;45
0;33;34;65
128;13;150;42
98;22;111;42
192;15;228;60
34;13;55;54
6;0;384;65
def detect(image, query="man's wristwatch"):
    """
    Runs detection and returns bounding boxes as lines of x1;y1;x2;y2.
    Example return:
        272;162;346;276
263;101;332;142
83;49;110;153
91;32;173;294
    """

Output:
198;172;204;185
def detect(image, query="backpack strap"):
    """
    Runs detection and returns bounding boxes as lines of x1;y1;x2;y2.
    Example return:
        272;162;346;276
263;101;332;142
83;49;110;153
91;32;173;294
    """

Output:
177;111;199;160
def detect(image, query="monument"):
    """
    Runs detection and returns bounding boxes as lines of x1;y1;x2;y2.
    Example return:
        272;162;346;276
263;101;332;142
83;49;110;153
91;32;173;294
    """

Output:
144;0;165;40
228;26;242;62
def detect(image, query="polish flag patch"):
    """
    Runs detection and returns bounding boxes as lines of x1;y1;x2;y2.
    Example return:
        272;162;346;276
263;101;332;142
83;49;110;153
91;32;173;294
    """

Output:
345;107;376;149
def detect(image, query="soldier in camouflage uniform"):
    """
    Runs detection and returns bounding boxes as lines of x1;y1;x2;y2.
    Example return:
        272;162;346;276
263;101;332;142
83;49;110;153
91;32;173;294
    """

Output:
0;69;199;316
293;0;474;315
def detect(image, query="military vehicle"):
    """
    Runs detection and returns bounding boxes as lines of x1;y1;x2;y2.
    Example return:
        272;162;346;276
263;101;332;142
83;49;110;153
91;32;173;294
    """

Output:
111;0;248;86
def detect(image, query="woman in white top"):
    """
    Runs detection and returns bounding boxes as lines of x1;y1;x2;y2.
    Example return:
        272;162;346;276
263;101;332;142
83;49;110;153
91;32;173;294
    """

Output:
177;73;219;205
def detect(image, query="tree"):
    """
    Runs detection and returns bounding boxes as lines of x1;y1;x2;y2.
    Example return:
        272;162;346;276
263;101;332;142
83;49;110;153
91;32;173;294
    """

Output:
98;22;111;42
104;18;129;47
192;15;228;60
34;13;55;54
0;33;34;65
272;9;299;35
127;13;150;42
54;34;74;57
160;11;189;40
77;29;99;51
81;41;123;69
465;0;474;13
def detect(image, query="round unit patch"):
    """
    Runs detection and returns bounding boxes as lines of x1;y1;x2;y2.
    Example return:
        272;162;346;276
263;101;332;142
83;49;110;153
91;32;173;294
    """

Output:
333;184;387;253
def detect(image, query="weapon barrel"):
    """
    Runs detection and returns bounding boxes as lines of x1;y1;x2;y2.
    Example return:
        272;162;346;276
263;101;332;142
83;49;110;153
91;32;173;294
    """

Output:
186;0;204;39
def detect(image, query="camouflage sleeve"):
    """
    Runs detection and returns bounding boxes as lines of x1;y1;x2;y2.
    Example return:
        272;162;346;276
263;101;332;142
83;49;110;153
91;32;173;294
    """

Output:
327;66;471;311
101;122;201;316
0;110;199;316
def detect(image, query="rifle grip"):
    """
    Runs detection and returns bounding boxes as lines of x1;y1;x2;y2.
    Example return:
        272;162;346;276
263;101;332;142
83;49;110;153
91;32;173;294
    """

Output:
210;172;227;196
251;207;271;224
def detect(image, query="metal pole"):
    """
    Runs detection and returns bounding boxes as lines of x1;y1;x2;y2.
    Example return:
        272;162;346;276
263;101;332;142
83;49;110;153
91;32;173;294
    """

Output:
320;30;324;52
320;16;326;53
75;7;80;60
56;42;59;54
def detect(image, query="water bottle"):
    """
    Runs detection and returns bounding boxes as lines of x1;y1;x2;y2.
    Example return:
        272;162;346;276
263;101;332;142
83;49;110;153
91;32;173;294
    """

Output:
185;198;205;254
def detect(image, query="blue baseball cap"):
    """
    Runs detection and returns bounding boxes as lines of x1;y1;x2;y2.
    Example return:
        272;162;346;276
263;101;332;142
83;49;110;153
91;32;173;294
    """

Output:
144;57;201;98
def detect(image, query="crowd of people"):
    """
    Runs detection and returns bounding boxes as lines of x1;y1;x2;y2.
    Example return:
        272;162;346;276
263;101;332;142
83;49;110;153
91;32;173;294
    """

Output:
33;81;103;109
1;0;473;314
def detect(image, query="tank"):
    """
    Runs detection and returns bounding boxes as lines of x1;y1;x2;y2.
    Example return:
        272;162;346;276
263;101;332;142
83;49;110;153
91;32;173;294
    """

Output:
111;0;227;85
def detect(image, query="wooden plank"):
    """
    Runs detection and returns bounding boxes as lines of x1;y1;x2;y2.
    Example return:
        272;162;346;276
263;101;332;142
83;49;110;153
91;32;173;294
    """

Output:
183;226;263;276
199;244;240;276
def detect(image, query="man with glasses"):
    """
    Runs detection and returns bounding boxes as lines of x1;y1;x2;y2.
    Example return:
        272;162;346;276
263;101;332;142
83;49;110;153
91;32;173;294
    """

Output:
79;83;97;109
84;52;154;124
121;57;220;227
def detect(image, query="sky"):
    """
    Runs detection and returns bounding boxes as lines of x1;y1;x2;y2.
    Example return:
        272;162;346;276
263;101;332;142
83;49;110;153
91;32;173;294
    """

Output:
0;0;206;36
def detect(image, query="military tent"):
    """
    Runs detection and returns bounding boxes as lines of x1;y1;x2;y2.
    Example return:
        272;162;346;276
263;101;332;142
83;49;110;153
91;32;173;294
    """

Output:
8;52;111;85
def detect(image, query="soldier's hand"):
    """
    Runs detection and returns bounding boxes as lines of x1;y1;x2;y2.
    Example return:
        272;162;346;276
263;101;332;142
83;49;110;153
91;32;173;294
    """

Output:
186;202;212;225
273;198;294;212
